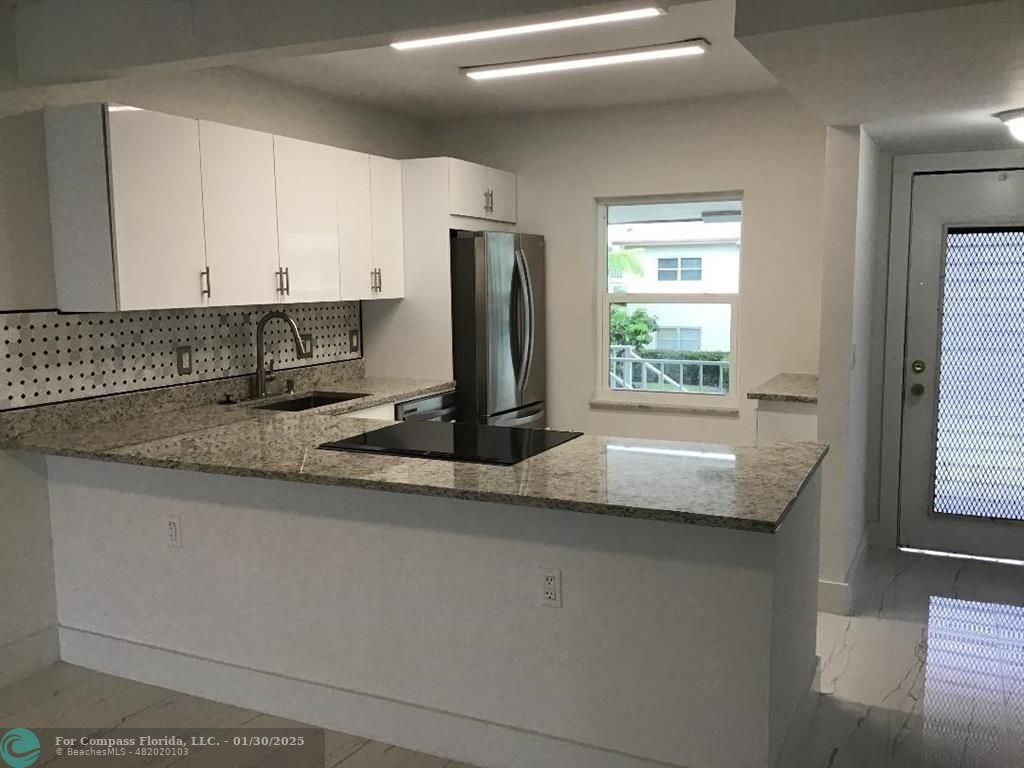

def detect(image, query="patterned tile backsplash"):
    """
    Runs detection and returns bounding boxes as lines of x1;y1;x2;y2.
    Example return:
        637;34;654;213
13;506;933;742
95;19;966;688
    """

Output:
1;302;360;410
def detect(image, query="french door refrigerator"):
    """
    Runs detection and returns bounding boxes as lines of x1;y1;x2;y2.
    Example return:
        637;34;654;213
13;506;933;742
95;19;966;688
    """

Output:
451;230;546;427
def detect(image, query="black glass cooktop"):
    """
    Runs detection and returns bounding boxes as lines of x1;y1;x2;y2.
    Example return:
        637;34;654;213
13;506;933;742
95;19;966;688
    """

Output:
319;421;582;466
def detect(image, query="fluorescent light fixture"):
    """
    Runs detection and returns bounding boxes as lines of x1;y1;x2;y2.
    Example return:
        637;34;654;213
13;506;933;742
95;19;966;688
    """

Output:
391;8;665;50
996;108;1024;142
899;546;1024;568
465;39;707;80
107;105;143;112
607;444;735;461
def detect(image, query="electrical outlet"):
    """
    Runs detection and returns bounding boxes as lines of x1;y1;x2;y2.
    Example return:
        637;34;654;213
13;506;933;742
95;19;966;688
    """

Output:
349;329;360;353
541;567;562;608
165;514;182;549
301;333;314;357
175;345;192;375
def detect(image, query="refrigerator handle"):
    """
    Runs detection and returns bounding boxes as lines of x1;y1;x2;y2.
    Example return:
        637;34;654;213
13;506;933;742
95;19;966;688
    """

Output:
513;248;531;395
518;245;535;392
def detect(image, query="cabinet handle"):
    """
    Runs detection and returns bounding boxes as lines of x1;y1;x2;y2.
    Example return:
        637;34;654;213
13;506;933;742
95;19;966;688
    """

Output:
378;268;383;293
275;268;284;295
283;267;291;296
200;267;211;298
370;269;375;292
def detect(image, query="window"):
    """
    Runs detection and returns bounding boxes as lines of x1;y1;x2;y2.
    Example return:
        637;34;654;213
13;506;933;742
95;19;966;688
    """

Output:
657;257;703;282
656;326;701;351
599;196;741;405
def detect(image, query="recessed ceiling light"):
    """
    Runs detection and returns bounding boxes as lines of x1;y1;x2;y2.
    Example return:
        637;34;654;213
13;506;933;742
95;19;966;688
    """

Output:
391;8;665;50
996;108;1024;142
464;40;707;81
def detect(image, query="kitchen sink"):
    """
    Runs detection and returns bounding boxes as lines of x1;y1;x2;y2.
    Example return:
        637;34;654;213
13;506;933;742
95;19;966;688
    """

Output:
254;391;369;412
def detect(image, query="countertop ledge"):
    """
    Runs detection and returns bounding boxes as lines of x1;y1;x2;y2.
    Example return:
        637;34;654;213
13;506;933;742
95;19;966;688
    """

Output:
1;388;828;534
747;373;819;404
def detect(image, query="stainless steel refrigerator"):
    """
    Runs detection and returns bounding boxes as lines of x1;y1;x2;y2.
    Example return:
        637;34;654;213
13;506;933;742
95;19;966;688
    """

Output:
451;231;546;427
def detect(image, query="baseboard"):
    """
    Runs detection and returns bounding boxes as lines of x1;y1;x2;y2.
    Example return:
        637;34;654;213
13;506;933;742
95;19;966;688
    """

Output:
59;626;677;768
0;626;59;687
817;532;870;616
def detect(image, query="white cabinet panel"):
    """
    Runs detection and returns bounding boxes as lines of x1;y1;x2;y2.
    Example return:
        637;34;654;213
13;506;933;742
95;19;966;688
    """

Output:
199;121;280;307
370;155;405;300
344;402;398;420
336;148;374;301
486;166;517;223
448;158;489;219
273;135;341;304
107;108;207;310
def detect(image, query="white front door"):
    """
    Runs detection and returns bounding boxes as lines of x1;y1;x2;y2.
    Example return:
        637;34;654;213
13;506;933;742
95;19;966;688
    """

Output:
899;170;1024;559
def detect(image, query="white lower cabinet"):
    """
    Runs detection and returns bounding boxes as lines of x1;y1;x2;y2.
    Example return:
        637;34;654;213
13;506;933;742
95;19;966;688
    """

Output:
273;135;341;304
199;120;280;306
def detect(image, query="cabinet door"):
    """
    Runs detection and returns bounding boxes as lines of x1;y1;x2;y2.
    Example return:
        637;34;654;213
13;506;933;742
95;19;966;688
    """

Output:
199;121;280;306
448;158;488;219
370;155;405;300
336;148;374;301
273;135;341;303
486;167;517;223
106;108;206;310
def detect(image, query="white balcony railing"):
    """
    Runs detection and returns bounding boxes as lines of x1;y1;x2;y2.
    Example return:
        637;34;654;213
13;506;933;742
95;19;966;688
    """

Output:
609;345;729;395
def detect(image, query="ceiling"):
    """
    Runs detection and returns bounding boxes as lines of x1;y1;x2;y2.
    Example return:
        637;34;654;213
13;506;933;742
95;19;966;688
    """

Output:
737;0;1024;152
240;0;777;119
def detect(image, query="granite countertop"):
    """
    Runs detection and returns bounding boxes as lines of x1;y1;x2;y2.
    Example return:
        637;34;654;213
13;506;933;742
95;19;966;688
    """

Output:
747;373;819;404
1;383;827;533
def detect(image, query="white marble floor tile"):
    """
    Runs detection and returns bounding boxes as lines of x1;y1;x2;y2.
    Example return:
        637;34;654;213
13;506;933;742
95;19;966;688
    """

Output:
780;548;1024;768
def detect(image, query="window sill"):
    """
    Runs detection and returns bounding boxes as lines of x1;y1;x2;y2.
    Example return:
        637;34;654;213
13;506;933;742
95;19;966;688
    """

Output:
589;397;740;418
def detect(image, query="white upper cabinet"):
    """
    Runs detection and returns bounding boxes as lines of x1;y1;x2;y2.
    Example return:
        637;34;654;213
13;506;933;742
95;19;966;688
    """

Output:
199;121;280;307
337;151;405;301
370;155;405;299
447;157;517;223
45;104;406;312
485;166;517;224
106;108;207;311
273;135;341;304
336;148;374;301
46;105;208;312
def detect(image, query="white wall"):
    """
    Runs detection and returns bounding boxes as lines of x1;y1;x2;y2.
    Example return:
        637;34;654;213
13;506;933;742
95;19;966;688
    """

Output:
0;66;431;311
816;126;892;613
0;451;58;685
434;91;826;443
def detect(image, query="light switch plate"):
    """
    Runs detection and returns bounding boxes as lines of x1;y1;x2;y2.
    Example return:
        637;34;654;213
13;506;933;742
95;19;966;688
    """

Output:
301;333;314;358
349;329;360;353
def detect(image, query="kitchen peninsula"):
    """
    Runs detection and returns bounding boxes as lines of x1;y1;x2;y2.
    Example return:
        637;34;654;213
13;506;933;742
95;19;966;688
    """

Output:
1;388;826;768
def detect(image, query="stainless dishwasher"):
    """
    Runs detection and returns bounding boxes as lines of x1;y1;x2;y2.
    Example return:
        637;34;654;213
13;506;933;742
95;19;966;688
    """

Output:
394;391;458;422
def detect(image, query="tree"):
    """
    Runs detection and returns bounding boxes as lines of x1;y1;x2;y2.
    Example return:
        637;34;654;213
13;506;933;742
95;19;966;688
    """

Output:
610;306;659;351
608;247;646;277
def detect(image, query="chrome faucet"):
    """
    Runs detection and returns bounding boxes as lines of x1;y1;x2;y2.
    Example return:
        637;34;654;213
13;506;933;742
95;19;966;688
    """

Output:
254;311;310;399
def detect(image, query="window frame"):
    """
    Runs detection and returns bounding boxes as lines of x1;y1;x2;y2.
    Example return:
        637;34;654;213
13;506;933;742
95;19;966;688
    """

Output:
595;194;742;410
